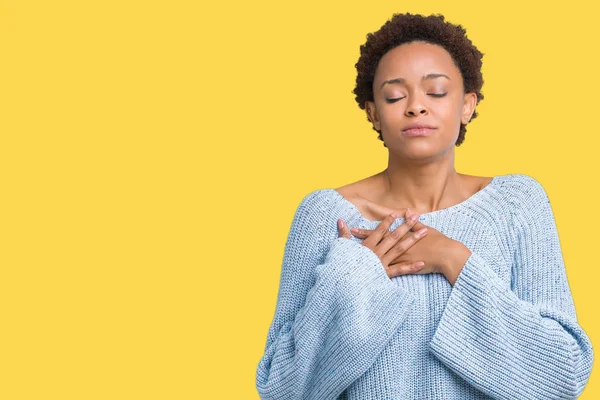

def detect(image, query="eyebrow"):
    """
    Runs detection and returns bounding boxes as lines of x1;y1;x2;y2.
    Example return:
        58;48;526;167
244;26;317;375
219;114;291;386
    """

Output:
380;73;450;89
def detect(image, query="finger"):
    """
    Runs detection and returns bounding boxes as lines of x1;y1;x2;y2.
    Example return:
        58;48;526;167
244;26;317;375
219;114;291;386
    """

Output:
349;227;368;238
350;227;416;240
412;220;427;230
376;211;421;257
337;219;351;239
362;212;397;248
387;261;425;278
406;209;428;231
381;227;428;266
353;206;420;237
351;225;415;238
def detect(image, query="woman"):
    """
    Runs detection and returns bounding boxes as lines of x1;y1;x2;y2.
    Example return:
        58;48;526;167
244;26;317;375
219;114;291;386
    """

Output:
255;13;594;400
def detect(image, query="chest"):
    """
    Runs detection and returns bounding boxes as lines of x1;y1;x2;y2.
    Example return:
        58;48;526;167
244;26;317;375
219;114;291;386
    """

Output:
346;213;514;292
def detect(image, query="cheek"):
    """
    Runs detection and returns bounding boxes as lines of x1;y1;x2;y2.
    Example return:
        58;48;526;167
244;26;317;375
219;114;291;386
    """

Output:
438;98;464;121
377;108;403;126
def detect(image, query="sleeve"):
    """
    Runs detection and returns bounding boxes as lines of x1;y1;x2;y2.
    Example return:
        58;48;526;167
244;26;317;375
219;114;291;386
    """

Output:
428;175;594;400
255;191;417;400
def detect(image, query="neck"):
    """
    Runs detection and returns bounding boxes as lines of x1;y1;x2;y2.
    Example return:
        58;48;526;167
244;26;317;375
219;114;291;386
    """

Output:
378;154;463;213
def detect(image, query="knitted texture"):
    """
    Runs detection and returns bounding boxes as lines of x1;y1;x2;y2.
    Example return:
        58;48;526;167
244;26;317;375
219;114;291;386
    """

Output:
255;174;594;400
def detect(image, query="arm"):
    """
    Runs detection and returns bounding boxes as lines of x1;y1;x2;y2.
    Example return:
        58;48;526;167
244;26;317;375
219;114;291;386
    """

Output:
428;175;594;399
441;242;472;286
255;191;416;400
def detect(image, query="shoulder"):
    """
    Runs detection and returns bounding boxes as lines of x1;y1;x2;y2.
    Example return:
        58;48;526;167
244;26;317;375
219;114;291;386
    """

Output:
495;173;550;207
295;188;338;213
284;189;343;255
289;189;341;231
334;172;381;198
495;174;556;235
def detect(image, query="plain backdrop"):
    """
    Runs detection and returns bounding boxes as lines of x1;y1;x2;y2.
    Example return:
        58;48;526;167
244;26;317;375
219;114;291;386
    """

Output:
0;1;597;398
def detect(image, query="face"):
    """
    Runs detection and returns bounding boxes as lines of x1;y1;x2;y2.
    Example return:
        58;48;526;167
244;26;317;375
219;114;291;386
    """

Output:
366;41;476;159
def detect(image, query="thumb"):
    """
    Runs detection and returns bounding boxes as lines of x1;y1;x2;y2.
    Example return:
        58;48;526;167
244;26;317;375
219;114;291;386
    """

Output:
337;219;351;239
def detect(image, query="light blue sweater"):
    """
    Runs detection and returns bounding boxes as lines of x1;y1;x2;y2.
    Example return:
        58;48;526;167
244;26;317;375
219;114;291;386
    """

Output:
255;174;594;399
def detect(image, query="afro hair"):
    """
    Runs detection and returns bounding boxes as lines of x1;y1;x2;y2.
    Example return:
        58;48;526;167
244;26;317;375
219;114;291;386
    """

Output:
353;13;484;147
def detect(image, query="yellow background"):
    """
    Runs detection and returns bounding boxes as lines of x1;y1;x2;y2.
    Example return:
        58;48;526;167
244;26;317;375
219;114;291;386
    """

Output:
1;0;597;398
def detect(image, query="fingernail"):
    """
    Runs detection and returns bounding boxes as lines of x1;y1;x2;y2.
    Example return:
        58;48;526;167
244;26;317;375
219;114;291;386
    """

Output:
391;212;397;218
338;219;344;229
411;213;420;222
350;228;358;233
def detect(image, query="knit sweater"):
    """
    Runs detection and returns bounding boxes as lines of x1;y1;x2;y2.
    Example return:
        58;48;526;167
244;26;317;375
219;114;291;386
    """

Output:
255;173;594;400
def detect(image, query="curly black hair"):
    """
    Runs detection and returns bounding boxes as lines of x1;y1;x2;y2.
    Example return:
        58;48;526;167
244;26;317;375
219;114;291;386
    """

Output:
353;13;484;147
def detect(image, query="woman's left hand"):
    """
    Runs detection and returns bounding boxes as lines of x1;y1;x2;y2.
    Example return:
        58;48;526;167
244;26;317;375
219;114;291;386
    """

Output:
349;209;468;282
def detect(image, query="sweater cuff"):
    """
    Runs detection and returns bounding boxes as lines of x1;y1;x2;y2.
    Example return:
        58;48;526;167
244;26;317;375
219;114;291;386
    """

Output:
429;251;503;362
317;237;403;291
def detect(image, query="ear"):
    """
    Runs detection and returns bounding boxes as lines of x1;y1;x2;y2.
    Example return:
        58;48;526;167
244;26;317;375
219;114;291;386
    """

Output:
461;92;477;125
365;101;381;131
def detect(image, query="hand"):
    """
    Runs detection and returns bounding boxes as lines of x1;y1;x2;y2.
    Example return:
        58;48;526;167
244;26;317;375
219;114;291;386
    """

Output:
337;210;429;279
345;208;461;279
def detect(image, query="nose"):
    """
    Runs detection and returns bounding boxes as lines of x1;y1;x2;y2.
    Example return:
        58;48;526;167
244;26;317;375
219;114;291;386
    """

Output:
404;94;429;117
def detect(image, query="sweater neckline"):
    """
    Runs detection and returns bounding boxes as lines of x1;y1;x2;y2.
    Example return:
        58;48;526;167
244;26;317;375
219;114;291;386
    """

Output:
327;175;500;226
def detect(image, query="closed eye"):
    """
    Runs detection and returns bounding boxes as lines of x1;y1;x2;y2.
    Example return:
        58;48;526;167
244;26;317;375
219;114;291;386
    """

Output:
385;93;447;103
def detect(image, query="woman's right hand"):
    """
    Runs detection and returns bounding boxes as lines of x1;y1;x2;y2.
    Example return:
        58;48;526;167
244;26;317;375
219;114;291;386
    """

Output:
337;209;428;279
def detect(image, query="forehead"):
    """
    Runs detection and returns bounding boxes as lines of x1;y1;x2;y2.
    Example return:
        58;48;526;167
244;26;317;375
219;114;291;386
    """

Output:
374;41;459;84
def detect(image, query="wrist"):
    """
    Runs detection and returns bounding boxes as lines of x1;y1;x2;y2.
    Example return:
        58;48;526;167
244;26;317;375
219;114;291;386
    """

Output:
443;241;472;285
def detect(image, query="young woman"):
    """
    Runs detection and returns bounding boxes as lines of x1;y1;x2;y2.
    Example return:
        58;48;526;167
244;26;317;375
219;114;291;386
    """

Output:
256;12;594;400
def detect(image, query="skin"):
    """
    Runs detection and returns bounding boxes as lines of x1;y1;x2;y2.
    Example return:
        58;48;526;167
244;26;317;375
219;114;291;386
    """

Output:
338;211;472;286
337;40;482;286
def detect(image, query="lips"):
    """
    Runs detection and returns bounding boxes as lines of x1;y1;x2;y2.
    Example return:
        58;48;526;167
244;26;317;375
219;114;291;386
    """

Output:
402;127;436;137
